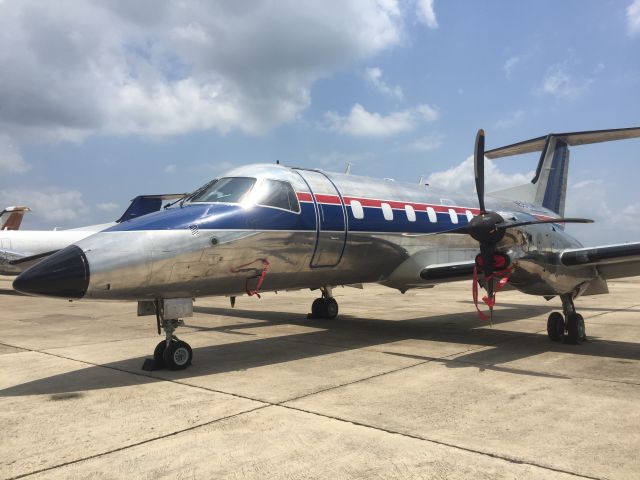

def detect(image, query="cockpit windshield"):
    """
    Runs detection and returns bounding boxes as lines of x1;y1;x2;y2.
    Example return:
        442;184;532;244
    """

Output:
190;177;256;203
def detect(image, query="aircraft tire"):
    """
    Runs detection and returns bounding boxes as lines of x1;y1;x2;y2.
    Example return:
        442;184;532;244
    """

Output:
576;313;586;342
153;340;167;367
546;312;564;342
564;313;581;345
163;340;193;370
311;298;323;318
323;298;339;319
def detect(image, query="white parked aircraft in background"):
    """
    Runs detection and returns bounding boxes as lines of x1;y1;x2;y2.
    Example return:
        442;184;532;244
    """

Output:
0;194;185;275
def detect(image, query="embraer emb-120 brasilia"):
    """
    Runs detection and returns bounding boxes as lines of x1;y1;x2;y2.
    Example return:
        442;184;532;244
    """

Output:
13;127;640;371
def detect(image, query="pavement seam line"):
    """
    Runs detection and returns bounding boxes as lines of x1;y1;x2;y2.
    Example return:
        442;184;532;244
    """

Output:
4;405;271;480
0;341;273;405
278;404;604;480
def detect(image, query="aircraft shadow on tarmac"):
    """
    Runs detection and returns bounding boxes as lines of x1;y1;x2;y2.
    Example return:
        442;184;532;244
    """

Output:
2;305;639;398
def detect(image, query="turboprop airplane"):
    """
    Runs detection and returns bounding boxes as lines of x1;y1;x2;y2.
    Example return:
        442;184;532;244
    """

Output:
0;206;30;231
12;127;640;371
0;194;185;275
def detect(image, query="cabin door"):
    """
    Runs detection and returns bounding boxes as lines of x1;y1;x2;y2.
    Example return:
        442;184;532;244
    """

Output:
295;169;347;267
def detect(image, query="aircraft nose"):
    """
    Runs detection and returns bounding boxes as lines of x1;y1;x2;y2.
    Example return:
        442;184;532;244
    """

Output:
13;245;90;299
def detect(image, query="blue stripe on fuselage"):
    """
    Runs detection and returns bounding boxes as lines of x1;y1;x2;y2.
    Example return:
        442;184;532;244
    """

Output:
104;202;468;234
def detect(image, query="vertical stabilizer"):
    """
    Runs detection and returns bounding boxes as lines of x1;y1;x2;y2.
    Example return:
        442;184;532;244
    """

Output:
486;127;640;215
0;206;31;231
534;136;570;216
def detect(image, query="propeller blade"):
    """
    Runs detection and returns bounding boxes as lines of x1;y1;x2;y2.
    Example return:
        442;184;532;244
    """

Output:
474;129;486;213
498;217;594;229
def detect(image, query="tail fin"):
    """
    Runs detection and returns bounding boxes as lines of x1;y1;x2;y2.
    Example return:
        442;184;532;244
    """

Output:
115;193;187;223
0;206;31;230
487;127;640;216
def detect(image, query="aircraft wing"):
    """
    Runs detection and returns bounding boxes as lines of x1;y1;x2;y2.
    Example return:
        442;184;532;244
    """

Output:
0;249;58;275
560;242;640;280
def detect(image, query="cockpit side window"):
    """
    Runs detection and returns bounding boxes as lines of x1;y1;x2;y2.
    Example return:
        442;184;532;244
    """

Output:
254;179;300;213
190;177;256;203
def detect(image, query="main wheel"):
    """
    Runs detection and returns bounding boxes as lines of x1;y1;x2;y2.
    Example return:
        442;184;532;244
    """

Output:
576;313;586;342
311;298;324;318
153;340;167;367
322;298;339;319
565;313;581;345
546;312;564;342
163;340;193;370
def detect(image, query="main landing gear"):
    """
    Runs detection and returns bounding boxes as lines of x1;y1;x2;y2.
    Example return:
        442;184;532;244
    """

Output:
546;293;586;344
309;286;339;320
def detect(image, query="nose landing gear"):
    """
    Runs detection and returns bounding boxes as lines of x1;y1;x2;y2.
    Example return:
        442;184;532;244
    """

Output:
546;294;586;344
151;319;193;370
143;303;194;371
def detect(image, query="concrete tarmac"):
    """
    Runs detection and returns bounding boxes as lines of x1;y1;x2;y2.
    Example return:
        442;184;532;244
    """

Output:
1;276;639;479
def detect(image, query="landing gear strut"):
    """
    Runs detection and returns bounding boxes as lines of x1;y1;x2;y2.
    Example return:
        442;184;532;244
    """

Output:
309;286;339;319
143;303;193;371
546;294;586;344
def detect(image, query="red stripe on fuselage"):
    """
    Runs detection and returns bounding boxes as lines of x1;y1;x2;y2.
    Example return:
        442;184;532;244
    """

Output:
296;192;313;202
296;191;481;215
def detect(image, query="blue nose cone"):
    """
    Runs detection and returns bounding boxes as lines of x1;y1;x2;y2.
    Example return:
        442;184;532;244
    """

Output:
13;245;89;299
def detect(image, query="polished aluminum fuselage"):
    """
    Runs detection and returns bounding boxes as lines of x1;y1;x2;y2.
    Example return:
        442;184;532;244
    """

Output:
71;164;593;301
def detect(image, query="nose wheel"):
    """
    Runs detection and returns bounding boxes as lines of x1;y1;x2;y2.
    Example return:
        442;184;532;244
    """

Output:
546;295;586;344
144;313;193;371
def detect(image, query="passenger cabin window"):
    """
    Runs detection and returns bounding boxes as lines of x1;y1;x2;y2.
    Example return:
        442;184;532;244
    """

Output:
448;208;459;224
426;207;437;223
405;205;416;222
254;179;300;212
381;203;393;221
190;177;256;204
351;200;364;219
465;210;474;222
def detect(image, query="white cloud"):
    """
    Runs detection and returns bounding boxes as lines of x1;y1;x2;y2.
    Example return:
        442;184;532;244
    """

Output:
416;0;438;29
494;110;525;129
307;151;375;170
0;189;89;223
612;203;640;234
364;67;403;100
403;133;443;152
426;156;533;193
628;0;640;36
0;1;406;141
96;202;119;212
538;64;592;99
0;134;29;174
503;56;520;79
164;164;177;174
326;103;438;137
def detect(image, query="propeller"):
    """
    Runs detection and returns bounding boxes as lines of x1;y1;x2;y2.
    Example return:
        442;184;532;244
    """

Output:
467;129;593;322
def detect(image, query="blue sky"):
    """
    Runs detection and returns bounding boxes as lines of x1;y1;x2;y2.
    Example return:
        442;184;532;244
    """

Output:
1;0;639;245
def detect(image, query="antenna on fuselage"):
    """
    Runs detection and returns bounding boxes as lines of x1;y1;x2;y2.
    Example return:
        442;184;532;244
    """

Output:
345;163;352;174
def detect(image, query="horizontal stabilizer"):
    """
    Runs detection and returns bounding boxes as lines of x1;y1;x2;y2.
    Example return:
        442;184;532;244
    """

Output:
486;127;640;159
